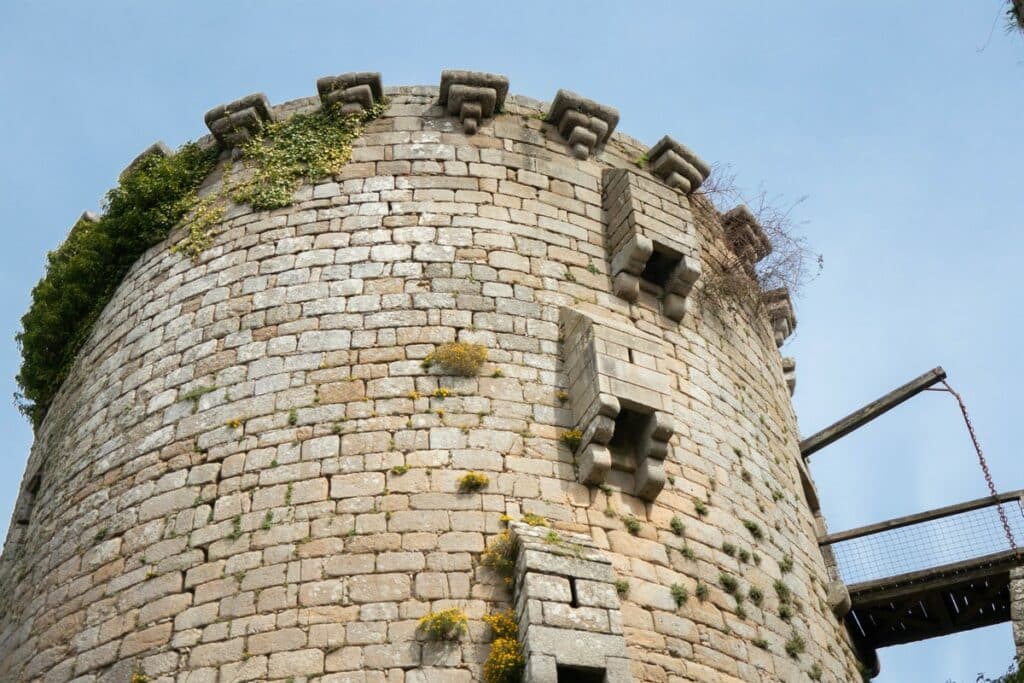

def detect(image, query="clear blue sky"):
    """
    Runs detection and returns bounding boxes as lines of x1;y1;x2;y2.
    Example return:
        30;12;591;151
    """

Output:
1;2;1021;680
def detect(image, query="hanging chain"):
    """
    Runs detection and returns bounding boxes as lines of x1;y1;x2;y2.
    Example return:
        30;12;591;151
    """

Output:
928;380;1016;551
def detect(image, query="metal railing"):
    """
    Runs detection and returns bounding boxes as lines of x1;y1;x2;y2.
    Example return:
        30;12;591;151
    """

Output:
820;490;1024;587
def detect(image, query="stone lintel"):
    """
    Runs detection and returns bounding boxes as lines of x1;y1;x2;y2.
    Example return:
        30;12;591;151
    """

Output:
547;90;619;160
646;135;710;194
317;72;383;114
438;70;509;135
204;93;273;147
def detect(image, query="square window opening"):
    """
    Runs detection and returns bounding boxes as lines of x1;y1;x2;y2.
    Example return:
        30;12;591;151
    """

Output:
557;664;606;683
640;244;681;289
608;406;653;472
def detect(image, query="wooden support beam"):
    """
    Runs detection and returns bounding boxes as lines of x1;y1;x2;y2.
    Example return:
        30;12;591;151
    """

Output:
800;366;946;458
819;489;1024;546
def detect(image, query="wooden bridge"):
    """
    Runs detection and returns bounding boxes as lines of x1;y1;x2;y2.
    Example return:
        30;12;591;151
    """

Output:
802;366;1024;653
819;490;1024;649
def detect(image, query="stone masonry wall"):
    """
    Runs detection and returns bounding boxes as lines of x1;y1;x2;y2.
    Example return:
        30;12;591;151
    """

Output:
0;82;863;682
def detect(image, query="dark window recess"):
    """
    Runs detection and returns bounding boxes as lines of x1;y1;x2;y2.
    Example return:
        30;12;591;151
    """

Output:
14;473;42;525
639;244;681;288
557;665;606;683
608;406;653;471
569;577;579;608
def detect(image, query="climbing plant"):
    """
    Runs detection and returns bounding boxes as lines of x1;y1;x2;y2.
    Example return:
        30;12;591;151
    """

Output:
16;99;388;427
15;143;218;426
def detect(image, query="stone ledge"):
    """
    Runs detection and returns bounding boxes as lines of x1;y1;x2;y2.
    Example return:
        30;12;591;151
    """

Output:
438;70;509;135
547;90;619;159
317;72;383;114
204;93;274;147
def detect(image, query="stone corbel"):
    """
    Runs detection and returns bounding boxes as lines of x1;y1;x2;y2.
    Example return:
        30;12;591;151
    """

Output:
763;288;797;346
438;70;508;135
782;357;796;395
204;93;274;147
547;90;619;159
721;205;772;277
119;141;172;182
646;135;710;194
316;72;383;114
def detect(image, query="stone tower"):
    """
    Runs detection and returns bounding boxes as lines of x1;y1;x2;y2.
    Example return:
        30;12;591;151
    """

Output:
0;71;865;682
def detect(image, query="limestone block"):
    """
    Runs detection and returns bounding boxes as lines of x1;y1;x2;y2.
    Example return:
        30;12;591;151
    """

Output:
827;579;852;617
317;72;383;114
646;135;710;194
547;89;619;159
204;93;273;147
119;140;172;181
439;70;509;135
762;287;797;346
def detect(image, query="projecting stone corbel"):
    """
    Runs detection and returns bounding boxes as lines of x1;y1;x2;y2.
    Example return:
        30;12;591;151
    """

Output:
204;93;274;147
547;90;619;159
782;357;796;395
438;70;508;135
721;205;772;277
646;135;710;194
561;306;674;501
317;72;383;114
763;288;797;346
119;141;172;181
603;168;701;321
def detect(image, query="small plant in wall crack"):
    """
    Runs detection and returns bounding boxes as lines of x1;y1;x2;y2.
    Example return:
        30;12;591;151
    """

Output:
418;607;468;641
483;609;524;683
425;342;488;377
671;583;689;607
458;471;490;492
560;429;583;450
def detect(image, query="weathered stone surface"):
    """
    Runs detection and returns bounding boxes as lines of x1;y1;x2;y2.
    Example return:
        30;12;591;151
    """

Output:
0;82;854;683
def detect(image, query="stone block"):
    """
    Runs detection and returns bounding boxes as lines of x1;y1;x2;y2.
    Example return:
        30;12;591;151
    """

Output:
439;70;509;134
546;90;619;159
646;135;710;193
204;93;273;147
317;72;383;114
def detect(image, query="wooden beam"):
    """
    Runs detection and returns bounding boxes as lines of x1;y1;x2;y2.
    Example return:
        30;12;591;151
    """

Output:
818;490;1024;546
800;366;947;458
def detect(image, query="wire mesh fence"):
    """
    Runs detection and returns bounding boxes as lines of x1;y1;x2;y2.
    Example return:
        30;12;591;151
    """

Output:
827;497;1024;586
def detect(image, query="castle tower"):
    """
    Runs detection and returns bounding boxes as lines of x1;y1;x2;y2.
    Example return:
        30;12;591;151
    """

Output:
0;72;867;682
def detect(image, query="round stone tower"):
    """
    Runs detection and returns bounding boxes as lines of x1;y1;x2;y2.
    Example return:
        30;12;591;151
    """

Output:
0;72;866;682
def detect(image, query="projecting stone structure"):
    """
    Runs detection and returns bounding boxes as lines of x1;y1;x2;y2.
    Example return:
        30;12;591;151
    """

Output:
1;71;867;682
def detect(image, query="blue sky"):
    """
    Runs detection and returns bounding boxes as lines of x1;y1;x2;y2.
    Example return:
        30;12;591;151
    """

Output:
1;2;1021;680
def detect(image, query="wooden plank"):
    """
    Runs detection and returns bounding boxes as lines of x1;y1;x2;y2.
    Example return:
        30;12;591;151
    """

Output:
800;366;946;458
819;489;1024;546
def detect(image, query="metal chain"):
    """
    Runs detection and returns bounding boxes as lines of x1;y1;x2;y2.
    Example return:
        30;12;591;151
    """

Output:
928;380;1016;550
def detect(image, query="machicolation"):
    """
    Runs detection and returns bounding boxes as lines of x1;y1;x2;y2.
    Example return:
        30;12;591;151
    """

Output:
0;70;870;683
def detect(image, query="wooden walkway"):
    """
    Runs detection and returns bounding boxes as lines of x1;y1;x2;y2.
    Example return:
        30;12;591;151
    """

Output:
844;549;1021;648
820;490;1024;650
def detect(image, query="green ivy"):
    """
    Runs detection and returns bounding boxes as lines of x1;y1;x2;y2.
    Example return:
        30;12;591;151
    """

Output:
16;143;218;426
16;100;388;427
233;100;388;210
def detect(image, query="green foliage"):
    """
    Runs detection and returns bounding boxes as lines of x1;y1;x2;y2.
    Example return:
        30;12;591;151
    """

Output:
774;579;792;604
622;515;642;535
752;637;769;651
426;342;488;377
482;530;517;584
390;465;409;475
693;499;709;517
483;610;523;683
16;143;218;425
229;514;243;541
742;518;764;540
458;471;490;492
670;516;686;536
719;573;739;595
809;663;823;681
522;513;548;527
722;542;737;557
671;583;689;607
784;632;806;658
560;429;583;450
779;554;794;573
695;581;709;601
260;511;273;531
614;579;630;596
748;586;764;606
973;659;1024;682
233;100;386;210
418;607;468;641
